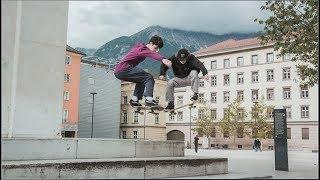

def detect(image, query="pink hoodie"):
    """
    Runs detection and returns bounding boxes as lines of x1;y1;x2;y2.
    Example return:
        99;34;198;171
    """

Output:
114;42;164;73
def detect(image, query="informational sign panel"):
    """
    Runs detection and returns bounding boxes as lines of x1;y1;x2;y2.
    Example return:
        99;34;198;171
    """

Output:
273;109;288;171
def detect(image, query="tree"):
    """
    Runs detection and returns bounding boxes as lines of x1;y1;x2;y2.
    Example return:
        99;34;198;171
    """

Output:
247;98;273;139
192;106;215;147
218;98;248;147
254;0;319;87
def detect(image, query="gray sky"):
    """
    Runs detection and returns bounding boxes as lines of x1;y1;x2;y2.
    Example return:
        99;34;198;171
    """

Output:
67;1;269;49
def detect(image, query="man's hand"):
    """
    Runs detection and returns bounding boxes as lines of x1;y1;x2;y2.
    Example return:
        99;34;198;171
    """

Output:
159;75;165;80
162;59;172;67
204;74;209;81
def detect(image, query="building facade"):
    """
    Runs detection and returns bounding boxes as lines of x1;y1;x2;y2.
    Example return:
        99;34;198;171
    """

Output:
120;79;167;140
61;45;85;137
1;1;69;138
78;59;121;138
166;38;318;151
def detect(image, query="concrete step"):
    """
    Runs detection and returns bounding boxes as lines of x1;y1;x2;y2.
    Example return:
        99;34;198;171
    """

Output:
2;138;184;160
1;156;228;179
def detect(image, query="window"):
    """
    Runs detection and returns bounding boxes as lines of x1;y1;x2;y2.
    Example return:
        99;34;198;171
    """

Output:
237;73;244;84
301;106;309;118
177;112;183;121
169;114;174;121
300;86;309;98
237;57;244;66
266;52;274;63
210;126;216;137
199;93;205;103
65;55;71;65
283;87;291;99
287;128;291;139
252;90;259;101
88;77;95;85
198;109;205;119
223;132;229;138
283;54;292;61
267;88;274;100
122;111;128;123
283;106;292;119
123;96;128;104
211;92;217;103
155;114;159;124
156;96;160;103
223;74;230;85
267;107;274;119
199;79;204;87
211;109;217;120
122;131;127;139
133;131;138;139
133;112;139;123
64;73;70;83
266;70;274;81
224;59;230;68
251;55;258;64
223;108;228;118
237;91;244;101
237;127;244;138
302;128;309;139
211;75;217;86
223;91;230;102
283;67;291;80
177;96;183;106
63;91;70;100
63;109;69;122
252;71;259;83
211;60;217;69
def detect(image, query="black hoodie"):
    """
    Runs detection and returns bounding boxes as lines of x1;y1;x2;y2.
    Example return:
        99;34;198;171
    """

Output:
160;54;208;78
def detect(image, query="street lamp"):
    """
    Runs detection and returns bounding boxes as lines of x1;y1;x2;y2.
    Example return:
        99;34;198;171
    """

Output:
189;105;196;149
90;92;97;138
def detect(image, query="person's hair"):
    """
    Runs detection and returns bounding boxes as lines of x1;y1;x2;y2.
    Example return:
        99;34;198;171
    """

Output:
149;35;163;48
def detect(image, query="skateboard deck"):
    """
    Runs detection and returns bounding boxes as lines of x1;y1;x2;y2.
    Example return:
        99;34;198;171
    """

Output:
166;101;198;114
134;105;164;115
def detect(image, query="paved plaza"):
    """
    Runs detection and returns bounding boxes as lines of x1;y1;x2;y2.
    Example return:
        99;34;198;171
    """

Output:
170;149;318;179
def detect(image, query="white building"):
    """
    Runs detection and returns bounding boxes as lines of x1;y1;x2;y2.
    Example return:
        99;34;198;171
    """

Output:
166;38;318;151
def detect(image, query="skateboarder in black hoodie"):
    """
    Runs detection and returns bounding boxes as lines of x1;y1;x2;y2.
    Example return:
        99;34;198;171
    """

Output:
159;48;209;111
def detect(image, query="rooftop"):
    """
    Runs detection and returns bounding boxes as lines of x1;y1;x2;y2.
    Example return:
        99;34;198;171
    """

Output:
193;37;274;57
66;45;86;56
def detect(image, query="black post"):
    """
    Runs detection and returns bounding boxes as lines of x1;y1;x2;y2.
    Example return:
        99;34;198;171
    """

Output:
90;92;97;138
273;109;288;171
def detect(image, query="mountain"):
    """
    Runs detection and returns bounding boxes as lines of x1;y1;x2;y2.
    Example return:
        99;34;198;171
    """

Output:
93;25;260;76
75;47;97;56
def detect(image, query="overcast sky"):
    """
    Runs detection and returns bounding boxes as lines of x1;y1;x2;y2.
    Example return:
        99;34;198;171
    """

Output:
67;1;269;49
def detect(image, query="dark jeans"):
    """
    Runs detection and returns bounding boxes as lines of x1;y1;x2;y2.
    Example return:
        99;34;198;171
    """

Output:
195;144;198;153
114;66;155;100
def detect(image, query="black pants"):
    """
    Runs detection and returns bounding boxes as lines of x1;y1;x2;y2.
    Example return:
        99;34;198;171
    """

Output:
195;144;198;153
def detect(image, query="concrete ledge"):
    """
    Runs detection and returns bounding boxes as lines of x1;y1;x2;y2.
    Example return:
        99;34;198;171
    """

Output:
2;156;228;179
2;138;184;160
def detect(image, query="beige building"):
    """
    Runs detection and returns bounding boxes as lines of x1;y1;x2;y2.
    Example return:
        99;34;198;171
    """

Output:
166;37;318;151
120;78;167;140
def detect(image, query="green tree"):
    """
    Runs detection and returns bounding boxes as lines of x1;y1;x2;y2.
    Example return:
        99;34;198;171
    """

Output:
192;106;215;147
247;98;273;139
218;98;248;147
254;0;319;87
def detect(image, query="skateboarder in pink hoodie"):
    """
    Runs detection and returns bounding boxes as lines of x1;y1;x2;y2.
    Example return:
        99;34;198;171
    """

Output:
114;35;172;107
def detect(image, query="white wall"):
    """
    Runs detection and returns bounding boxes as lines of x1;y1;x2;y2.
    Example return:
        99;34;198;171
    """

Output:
1;1;69;138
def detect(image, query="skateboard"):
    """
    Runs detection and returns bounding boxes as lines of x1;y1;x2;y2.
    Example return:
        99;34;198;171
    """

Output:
133;105;164;115
166;100;198;115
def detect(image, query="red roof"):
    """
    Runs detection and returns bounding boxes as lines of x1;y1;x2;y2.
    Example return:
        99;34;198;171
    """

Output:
194;37;272;57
